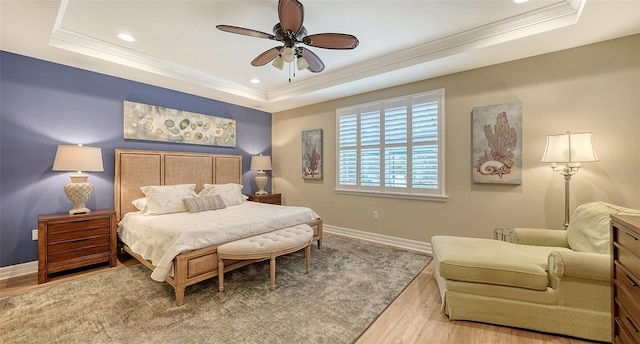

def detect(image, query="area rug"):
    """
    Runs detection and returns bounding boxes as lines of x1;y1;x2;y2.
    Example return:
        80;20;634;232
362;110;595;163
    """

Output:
0;233;431;344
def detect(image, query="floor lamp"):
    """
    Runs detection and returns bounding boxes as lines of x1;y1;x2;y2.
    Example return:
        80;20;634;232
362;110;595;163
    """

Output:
541;131;598;229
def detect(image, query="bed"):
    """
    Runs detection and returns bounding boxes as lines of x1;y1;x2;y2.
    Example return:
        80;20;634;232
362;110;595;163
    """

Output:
114;149;323;306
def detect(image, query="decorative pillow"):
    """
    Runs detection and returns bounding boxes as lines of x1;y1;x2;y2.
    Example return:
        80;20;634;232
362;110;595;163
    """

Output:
183;195;226;213
131;197;147;212
567;201;640;254
140;184;196;215
198;183;247;206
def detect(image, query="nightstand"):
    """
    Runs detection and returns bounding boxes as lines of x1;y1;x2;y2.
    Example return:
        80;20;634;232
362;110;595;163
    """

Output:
247;193;282;205
37;209;117;283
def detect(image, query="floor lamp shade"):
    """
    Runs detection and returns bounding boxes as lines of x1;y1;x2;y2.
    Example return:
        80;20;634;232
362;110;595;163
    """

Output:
250;155;272;196
52;144;104;214
541;132;599;164
541;132;598;229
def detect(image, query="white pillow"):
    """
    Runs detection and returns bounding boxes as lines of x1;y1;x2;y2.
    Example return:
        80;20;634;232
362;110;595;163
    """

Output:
140;184;196;215
198;183;247;206
131;197;147;212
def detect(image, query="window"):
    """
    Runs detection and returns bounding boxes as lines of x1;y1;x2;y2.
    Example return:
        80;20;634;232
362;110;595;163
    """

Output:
336;89;446;200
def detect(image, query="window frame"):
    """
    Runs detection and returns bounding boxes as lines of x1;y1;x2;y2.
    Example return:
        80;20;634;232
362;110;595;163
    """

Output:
335;89;447;201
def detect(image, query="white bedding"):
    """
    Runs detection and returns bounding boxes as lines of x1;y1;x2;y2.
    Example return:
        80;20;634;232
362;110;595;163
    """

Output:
118;201;319;281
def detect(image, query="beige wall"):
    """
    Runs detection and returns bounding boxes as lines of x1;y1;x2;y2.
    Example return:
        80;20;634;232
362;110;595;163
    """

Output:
272;34;640;244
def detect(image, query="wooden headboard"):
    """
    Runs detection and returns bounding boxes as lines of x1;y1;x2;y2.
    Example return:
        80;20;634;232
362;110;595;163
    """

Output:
114;149;242;220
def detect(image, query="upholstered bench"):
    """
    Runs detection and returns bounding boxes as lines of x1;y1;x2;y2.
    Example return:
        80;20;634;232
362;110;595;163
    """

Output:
217;224;313;292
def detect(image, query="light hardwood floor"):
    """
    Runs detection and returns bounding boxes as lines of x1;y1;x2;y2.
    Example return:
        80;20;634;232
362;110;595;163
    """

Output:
1;257;603;344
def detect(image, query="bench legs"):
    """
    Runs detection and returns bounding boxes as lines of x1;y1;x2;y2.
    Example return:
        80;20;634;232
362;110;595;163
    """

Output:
218;243;311;292
270;255;276;291
305;245;310;273
218;258;225;292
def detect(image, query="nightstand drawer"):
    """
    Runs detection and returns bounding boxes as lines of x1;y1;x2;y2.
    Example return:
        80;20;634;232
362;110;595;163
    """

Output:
47;234;111;255
48;240;111;263
47;217;111;233
48;226;111;243
247;193;282;205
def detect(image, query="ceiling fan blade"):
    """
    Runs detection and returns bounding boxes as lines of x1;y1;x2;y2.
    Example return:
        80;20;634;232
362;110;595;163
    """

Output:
251;47;283;66
278;0;304;35
302;33;359;50
216;25;276;40
298;47;324;73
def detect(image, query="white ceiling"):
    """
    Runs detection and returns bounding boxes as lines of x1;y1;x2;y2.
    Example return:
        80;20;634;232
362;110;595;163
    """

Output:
1;0;639;113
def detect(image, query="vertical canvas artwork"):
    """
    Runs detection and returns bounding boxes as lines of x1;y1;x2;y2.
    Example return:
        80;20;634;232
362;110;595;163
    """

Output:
302;129;323;180
123;101;236;147
472;101;523;184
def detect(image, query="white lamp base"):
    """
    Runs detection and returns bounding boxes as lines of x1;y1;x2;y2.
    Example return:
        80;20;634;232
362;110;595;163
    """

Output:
255;171;269;195
64;181;93;215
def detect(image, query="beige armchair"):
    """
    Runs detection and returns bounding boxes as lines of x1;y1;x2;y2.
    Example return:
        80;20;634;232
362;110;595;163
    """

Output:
431;202;640;342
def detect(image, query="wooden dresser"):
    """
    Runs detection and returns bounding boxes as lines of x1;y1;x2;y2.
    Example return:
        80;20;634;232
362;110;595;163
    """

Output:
611;214;640;344
38;209;117;283
247;193;282;205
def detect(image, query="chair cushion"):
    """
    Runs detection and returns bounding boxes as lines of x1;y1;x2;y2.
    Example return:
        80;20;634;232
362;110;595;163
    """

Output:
432;236;571;291
567;202;640;254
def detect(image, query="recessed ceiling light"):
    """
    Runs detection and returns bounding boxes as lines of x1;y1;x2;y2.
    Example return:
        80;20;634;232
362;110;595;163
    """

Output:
117;33;136;42
250;78;260;84
513;0;529;3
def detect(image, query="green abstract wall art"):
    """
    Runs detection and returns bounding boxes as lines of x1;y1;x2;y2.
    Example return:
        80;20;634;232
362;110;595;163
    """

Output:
123;101;236;147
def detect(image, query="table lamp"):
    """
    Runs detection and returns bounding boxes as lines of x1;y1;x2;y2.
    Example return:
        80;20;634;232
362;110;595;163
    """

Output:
52;144;104;215
250;154;272;195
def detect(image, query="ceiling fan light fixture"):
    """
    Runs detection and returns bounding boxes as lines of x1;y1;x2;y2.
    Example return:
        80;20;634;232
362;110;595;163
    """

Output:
282;47;295;63
272;56;285;70
297;56;309;70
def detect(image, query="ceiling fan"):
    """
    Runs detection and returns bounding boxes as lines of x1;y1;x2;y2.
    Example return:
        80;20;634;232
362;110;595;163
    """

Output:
216;0;359;75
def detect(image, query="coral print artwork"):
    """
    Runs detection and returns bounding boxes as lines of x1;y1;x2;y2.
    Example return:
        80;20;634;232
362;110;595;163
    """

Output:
472;101;522;184
302;129;322;180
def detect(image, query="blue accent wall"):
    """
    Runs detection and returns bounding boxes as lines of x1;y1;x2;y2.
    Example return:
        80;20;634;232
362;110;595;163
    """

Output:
0;51;272;267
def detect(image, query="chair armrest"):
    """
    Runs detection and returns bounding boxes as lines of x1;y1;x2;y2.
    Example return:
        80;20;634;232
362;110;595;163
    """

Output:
547;250;610;282
510;228;569;247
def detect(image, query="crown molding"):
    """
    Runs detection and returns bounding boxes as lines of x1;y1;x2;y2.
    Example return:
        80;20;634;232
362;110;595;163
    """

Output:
49;0;585;109
268;0;586;102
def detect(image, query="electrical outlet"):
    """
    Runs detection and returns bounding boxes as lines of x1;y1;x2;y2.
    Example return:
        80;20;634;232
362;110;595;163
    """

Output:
373;211;379;220
32;229;38;240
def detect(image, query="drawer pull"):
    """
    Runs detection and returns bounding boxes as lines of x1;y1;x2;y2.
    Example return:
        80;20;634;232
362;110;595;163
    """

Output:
625;274;639;287
626;232;639;241
625;316;640;333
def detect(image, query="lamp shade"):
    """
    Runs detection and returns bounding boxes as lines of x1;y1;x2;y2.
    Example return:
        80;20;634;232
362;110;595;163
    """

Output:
272;56;284;70
297;56;309;71
541;132;598;163
250;155;272;171
53;144;104;173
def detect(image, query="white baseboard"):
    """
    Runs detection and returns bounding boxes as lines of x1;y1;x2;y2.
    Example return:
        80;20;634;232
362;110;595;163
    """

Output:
324;224;432;254
0;226;431;280
0;260;37;280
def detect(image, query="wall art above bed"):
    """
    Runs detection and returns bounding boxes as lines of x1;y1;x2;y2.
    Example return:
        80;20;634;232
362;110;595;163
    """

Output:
123;101;236;147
